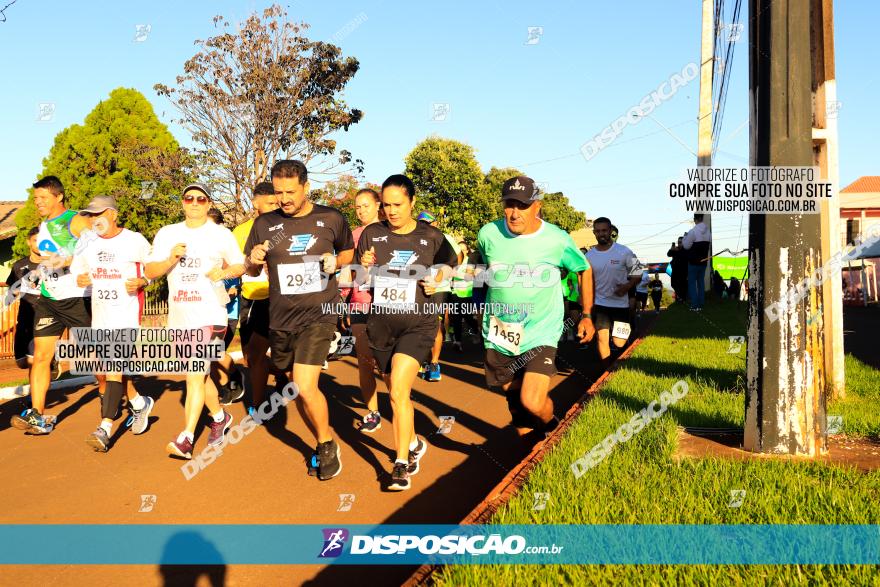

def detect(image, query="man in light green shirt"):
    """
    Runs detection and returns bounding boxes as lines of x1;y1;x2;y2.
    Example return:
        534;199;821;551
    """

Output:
477;176;595;439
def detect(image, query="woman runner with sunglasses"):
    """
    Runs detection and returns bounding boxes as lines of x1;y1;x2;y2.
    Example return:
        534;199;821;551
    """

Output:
145;183;246;459
356;174;459;491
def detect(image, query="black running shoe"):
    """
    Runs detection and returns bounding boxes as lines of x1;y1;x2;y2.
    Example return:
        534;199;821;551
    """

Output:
317;439;342;480
388;462;411;491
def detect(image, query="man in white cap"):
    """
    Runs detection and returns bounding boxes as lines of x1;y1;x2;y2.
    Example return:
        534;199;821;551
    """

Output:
71;195;154;451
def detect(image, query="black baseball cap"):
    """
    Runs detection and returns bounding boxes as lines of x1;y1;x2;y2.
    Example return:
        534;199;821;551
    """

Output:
501;176;541;204
182;182;212;199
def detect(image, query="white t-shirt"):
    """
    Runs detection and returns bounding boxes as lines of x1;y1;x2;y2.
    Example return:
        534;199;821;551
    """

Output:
148;221;245;328
586;243;639;308
71;229;151;328
636;271;650;294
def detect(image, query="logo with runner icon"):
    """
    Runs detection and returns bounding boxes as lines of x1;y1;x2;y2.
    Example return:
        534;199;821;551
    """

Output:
288;234;318;255
319;528;350;558
389;250;418;268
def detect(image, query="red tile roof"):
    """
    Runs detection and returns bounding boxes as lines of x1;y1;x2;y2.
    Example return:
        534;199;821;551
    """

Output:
0;201;24;240
841;176;880;194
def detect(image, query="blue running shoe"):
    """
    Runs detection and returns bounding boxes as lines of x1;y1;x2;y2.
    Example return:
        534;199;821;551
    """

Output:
426;363;441;382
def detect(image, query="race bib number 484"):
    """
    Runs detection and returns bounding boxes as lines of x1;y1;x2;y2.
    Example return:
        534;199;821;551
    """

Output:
278;262;322;295
373;275;416;305
488;315;524;354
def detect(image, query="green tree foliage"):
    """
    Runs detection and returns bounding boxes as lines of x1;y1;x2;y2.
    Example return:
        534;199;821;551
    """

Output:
14;87;194;257
404;137;490;243
540;191;588;232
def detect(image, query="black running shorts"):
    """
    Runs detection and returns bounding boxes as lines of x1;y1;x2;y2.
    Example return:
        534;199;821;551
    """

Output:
14;301;36;361
484;345;557;389
269;322;337;371
239;297;270;346
33;297;92;338
592;304;630;332
366;317;436;375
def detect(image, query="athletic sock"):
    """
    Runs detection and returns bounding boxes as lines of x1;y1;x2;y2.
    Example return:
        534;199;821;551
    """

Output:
100;421;112;435
177;431;194;444
408;437;419;451
211;410;226;423
129;394;146;411
395;459;408;466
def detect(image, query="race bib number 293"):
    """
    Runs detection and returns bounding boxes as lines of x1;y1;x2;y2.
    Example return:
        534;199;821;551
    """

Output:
278;262;322;295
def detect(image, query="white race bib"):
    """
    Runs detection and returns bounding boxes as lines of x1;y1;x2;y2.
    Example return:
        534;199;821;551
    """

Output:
93;282;126;306
373;275;416;305
278;262;322;295
488;315;524;354
612;321;632;340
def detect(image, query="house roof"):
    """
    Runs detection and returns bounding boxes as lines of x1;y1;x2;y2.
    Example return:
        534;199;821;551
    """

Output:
0;201;24;240
569;226;597;249
840;177;880;210
841;176;880;194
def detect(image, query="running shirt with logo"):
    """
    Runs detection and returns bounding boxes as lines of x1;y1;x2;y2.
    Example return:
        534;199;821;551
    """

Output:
233;218;269;301
585;243;640;309
37;210;87;300
356;220;458;323
70;229;151;328
244;205;354;331
477;219;588;356
10;257;42;310
149;221;244;328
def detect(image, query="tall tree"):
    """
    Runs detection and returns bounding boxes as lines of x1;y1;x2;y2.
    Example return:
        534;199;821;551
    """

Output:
404;137;490;243
154;4;364;222
539;191;588;232
14;87;193;257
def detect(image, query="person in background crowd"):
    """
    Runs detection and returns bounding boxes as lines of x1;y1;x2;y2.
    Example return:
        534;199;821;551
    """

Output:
343;187;386;433
10;227;44;372
415;210;463;382
649;274;663;314
682;214;712;312
667;236;689;303
634;270;650;314
207;208;245;403
450;239;480;352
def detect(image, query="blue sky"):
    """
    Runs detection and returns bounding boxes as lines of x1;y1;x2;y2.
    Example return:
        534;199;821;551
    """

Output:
0;1;876;261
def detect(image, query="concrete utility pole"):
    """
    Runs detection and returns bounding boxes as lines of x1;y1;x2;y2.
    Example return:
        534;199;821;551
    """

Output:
745;0;827;456
697;0;714;285
811;0;845;399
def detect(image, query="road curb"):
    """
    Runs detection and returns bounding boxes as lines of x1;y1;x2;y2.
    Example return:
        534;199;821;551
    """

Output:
0;375;98;401
403;322;655;586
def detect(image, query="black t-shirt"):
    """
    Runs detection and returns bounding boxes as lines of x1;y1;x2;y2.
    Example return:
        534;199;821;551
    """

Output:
10;257;41;309
649;280;663;293
356;220;458;319
244;205;354;331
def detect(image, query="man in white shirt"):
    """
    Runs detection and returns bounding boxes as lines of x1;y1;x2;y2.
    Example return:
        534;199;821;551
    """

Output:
585;217;641;368
71;196;155;452
681;213;712;312
146;183;246;460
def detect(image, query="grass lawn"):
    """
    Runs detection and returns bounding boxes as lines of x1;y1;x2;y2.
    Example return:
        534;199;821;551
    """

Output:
435;300;880;586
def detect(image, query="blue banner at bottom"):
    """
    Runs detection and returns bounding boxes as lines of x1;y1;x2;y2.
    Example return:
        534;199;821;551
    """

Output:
0;524;877;565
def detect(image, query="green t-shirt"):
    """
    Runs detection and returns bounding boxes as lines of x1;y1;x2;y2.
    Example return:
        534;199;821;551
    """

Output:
477;219;589;355
38;209;84;300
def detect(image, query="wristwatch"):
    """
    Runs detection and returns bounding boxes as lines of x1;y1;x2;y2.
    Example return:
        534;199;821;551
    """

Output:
580;312;592;320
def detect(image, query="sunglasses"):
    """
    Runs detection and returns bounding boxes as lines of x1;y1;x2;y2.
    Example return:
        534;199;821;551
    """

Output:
182;194;210;204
